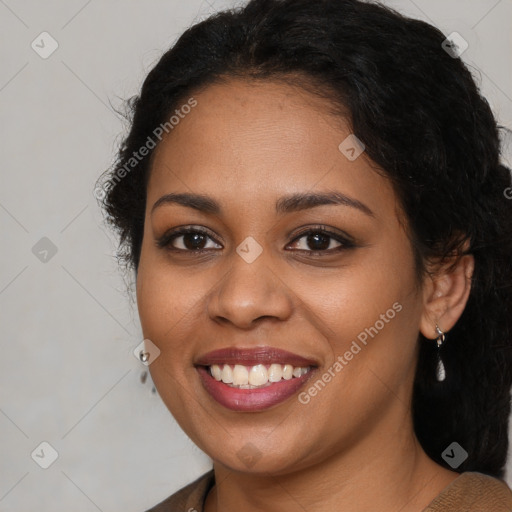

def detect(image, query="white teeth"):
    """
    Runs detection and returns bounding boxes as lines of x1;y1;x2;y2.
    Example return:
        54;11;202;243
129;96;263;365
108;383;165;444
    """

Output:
268;363;283;382
211;365;222;381
249;364;268;386
282;364;293;380
233;364;249;386
221;365;233;384
208;363;311;388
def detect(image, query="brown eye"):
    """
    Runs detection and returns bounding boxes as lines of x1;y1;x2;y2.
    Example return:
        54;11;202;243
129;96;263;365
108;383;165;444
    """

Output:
156;227;222;252
286;227;354;255
177;232;208;250
295;232;340;251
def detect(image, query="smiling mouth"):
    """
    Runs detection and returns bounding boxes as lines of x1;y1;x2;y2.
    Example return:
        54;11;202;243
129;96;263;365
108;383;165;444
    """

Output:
207;363;313;389
195;346;318;411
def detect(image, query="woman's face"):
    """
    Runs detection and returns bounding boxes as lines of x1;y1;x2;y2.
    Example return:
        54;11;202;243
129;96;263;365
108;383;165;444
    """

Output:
136;78;426;474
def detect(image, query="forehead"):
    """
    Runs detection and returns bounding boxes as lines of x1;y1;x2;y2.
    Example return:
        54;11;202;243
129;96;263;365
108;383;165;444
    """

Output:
147;78;397;220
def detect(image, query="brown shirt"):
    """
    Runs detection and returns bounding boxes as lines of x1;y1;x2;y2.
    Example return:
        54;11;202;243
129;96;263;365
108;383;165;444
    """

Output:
144;470;512;511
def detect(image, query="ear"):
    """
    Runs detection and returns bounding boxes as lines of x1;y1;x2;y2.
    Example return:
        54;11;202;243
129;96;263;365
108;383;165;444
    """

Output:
419;245;474;339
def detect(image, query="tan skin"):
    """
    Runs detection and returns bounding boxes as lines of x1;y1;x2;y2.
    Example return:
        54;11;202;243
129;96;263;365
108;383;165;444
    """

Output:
136;78;475;512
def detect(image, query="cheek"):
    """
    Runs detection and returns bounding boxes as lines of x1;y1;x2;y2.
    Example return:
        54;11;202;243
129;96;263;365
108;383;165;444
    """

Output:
294;237;420;407
297;239;417;352
135;256;209;428
136;253;195;364
135;249;227;374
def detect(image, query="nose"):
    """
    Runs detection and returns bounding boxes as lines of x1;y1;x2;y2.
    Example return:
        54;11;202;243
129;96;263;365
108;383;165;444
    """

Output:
207;249;293;330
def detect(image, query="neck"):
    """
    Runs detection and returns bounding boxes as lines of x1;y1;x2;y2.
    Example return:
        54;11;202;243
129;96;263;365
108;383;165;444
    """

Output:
205;407;459;512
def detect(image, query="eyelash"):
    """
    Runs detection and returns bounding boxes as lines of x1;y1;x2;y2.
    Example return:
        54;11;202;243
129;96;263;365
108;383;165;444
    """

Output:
155;225;355;257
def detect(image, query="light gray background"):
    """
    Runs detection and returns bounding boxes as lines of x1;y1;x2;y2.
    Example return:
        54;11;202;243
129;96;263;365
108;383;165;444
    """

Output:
1;1;511;510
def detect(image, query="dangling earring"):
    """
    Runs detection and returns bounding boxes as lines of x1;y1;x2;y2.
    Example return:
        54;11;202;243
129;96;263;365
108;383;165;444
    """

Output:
435;324;446;382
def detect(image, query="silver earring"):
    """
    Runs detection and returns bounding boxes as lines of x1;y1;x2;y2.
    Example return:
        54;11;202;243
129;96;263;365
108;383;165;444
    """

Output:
139;350;150;363
435;324;446;382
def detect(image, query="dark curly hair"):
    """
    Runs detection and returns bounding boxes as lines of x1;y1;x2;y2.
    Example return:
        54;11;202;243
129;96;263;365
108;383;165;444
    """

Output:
96;0;512;478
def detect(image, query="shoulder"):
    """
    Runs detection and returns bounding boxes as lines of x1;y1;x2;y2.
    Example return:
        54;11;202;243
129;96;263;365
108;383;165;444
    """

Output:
143;470;215;512
423;471;512;511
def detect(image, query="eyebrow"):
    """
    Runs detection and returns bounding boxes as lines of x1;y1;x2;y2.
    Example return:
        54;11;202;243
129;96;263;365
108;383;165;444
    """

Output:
151;191;374;217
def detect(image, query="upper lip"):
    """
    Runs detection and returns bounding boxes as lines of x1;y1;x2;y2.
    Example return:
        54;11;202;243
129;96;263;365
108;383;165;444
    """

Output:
195;346;319;368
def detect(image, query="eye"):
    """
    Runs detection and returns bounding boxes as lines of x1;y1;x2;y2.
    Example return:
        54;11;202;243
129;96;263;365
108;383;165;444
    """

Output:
156;225;354;256
286;227;354;255
156;226;222;252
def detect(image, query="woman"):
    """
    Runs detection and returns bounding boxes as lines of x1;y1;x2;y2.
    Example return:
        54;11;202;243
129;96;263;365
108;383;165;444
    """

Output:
97;0;512;510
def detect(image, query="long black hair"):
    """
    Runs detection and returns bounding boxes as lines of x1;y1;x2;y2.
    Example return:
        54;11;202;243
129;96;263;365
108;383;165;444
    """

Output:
97;0;512;478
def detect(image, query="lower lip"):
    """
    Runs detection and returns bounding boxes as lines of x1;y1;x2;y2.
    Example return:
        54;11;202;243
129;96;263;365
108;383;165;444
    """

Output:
197;366;315;412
